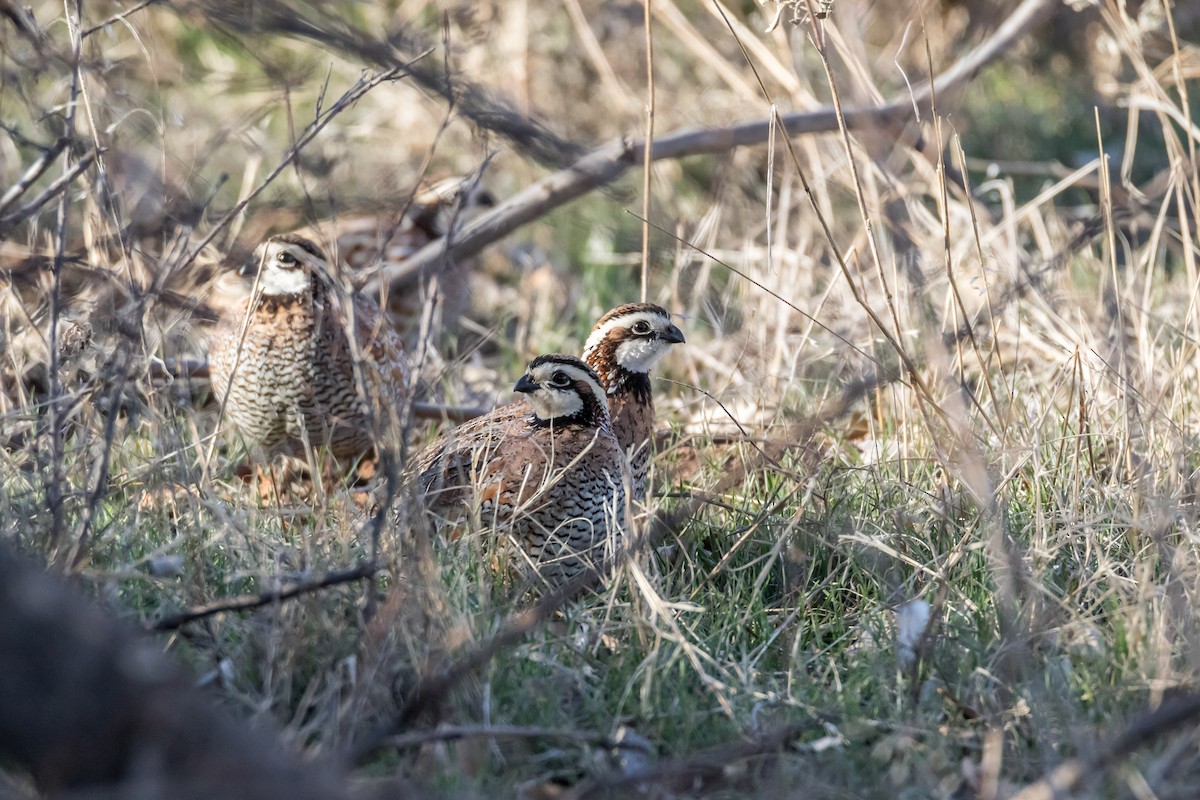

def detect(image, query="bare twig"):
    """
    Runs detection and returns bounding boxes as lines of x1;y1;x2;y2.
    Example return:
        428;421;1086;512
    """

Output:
571;721;825;800
410;401;489;424
0;147;99;232
149;562;379;632
150;357;210;381
80;0;163;37
383;723;633;752
0;137;69;218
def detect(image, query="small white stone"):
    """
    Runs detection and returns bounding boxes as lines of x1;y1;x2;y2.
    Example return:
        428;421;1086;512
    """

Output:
147;555;184;577
896;599;933;668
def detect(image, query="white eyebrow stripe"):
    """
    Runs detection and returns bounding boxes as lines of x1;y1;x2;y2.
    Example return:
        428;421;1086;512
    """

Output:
583;310;671;352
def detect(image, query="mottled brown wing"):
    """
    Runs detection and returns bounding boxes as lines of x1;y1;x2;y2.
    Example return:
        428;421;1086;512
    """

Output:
413;403;532;510
351;292;409;406
489;422;625;510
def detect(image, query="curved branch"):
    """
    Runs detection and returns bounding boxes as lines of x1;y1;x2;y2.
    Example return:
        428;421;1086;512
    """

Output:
365;0;1059;295
0;547;353;799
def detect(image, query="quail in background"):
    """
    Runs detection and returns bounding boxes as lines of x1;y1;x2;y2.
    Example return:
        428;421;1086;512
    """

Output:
583;303;685;504
284;176;495;332
208;234;409;470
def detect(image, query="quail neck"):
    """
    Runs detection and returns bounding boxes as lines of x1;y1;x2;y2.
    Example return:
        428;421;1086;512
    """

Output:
581;303;685;503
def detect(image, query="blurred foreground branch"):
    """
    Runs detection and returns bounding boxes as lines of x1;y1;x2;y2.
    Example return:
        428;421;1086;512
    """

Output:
1010;693;1200;800
0;546;355;799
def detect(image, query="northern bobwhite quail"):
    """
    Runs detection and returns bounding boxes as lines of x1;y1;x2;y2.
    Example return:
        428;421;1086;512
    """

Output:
208;234;409;467
582;303;685;504
414;354;627;586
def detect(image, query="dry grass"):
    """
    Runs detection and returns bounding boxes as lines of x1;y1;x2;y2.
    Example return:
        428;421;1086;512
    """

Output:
3;0;1200;797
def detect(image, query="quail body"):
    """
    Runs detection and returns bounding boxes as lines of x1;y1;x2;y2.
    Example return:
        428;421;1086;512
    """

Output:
583;303;685;504
414;355;627;585
208;234;409;465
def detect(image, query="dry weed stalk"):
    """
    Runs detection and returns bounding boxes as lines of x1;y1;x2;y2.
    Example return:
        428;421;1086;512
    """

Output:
3;0;1200;795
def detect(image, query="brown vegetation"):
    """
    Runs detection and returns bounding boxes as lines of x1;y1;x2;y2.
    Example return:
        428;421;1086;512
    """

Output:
4;0;1200;797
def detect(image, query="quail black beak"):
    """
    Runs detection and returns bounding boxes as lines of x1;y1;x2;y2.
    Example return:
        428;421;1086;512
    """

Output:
660;323;686;344
513;374;538;394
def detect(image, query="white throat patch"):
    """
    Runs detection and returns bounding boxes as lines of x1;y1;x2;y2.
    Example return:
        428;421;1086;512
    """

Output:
614;337;669;374
583;309;678;376
258;263;312;296
527;387;584;421
523;361;609;422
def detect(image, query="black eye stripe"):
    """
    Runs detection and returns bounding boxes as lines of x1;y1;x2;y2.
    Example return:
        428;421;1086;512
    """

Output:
268;235;325;262
294;241;323;260
525;355;602;388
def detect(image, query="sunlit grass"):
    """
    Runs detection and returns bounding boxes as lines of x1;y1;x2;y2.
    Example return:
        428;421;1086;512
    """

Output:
3;0;1200;797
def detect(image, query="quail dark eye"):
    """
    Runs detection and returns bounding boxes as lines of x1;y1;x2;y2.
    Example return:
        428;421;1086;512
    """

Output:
276;251;298;267
549;371;570;388
631;320;652;334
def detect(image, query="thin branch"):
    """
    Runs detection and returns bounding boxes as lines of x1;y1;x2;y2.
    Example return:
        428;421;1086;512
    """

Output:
383;723;635;752
571;721;824;800
410;401;490;424
80;0;163;37
149;562;378;632
0;147;99;232
0;136;69;217
1010;694;1200;800
366;0;1059;295
150;357;210;380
